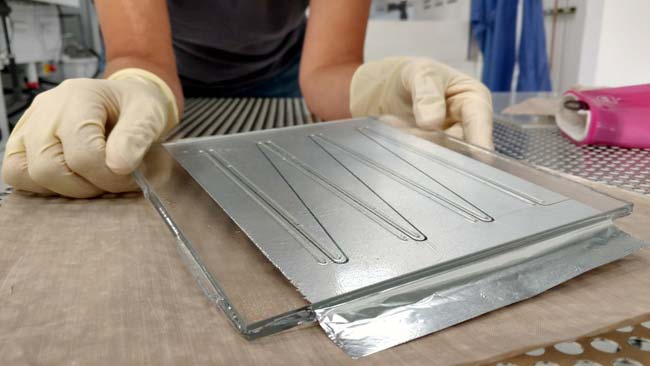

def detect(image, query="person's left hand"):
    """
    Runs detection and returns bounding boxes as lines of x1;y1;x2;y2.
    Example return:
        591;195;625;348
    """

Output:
349;57;494;149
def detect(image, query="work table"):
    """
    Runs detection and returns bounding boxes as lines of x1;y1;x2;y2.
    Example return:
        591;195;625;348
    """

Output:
1;94;649;365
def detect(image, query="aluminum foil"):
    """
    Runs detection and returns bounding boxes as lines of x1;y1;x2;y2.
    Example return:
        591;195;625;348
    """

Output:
314;221;648;358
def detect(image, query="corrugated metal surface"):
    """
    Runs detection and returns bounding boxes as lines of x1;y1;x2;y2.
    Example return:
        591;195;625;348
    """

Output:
166;98;319;140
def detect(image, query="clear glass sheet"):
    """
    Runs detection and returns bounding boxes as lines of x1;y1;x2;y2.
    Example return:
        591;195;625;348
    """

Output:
135;147;311;334
135;117;632;338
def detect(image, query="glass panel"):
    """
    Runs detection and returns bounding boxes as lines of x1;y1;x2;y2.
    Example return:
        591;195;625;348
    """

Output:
136;117;631;337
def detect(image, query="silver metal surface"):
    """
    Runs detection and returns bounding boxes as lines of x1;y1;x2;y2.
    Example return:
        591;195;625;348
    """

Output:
165;119;623;303
170;97;650;195
138;101;648;357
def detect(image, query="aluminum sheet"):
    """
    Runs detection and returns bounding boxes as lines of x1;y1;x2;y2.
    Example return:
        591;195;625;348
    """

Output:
164;118;606;303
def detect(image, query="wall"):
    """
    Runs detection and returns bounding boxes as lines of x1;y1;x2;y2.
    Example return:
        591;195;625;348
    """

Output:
364;0;479;77
582;0;650;86
546;0;650;90
543;0;587;92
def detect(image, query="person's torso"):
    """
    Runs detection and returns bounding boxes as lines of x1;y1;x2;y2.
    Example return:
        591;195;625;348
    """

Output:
167;0;309;93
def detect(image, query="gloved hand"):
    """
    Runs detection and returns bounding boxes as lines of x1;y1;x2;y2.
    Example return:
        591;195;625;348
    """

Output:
2;68;179;198
349;57;494;149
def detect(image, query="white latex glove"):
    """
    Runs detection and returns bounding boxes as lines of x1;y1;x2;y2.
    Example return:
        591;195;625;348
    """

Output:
2;68;179;198
350;57;494;149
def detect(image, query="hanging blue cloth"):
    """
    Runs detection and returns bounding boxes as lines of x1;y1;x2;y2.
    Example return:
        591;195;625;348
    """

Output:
517;0;552;91
471;0;552;92
470;0;518;92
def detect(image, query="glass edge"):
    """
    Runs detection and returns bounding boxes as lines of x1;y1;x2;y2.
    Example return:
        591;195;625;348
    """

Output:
133;168;252;332
134;148;315;337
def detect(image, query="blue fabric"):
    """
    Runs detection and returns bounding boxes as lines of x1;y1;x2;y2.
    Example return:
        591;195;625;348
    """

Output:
517;0;552;91
471;0;552;92
471;0;518;92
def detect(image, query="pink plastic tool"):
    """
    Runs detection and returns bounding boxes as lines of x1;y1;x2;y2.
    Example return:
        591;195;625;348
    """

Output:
555;84;650;148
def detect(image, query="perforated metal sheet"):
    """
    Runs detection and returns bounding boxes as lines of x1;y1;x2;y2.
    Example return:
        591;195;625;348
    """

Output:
493;316;650;365
494;122;650;195
169;98;650;195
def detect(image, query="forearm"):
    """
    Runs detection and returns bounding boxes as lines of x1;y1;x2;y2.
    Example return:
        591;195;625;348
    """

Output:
300;0;369;121
300;62;361;121
96;0;183;113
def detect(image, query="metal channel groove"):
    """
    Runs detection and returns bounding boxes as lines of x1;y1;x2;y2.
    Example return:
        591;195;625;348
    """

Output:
310;133;493;223
258;141;424;242
203;149;347;264
357;127;546;205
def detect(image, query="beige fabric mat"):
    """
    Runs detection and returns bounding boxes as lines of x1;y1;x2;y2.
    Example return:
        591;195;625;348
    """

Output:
1;181;649;365
485;314;650;365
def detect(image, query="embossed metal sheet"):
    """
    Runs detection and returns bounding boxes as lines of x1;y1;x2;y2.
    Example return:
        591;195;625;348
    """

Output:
164;118;606;303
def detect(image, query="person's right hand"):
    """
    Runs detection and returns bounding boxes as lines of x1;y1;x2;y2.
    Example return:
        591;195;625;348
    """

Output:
2;68;178;198
350;57;494;150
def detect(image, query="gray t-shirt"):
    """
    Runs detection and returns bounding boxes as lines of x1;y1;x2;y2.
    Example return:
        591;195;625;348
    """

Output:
167;0;309;93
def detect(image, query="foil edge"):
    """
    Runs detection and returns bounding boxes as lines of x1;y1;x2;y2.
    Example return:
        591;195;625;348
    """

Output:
314;222;648;358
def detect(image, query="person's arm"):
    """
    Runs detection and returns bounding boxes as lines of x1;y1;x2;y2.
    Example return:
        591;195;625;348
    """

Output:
300;2;493;149
96;0;184;112
2;0;180;198
299;0;370;121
